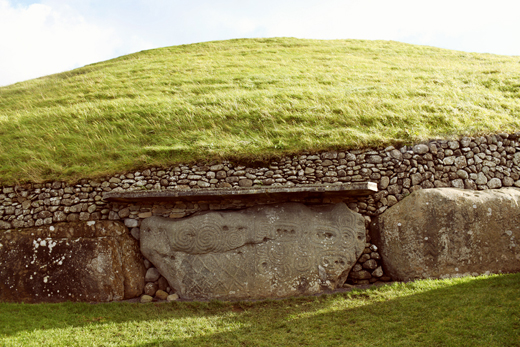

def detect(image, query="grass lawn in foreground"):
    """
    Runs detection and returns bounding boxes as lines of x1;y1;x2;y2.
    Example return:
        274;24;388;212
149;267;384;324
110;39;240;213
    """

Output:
1;273;519;346
0;38;519;185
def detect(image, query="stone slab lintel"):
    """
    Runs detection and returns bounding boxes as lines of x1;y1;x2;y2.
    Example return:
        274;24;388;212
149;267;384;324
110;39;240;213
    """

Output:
103;182;378;203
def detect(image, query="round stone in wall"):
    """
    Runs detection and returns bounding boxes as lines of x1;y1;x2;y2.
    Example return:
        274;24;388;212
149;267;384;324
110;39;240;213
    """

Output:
412;144;429;154
145;267;161;282
125;218;139;228
487;178;502;189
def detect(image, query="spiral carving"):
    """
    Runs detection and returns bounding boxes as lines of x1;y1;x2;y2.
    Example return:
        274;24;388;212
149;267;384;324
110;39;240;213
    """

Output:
195;222;221;253
171;223;197;253
224;226;245;250
294;247;312;273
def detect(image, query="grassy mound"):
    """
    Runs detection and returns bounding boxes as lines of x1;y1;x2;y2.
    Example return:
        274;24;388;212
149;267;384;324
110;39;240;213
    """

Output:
1;37;519;185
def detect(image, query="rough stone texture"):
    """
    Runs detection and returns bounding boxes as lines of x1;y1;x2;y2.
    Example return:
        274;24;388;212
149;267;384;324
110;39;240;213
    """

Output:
374;188;520;281
0;221;145;303
167;293;179;302
145;267;161;282
140;294;153;303
155;289;168;300
140;202;365;300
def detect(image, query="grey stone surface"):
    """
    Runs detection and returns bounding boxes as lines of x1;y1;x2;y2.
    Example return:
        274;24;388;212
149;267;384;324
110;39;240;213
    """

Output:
412;144;429;154
145;267;161;282
375;188;520;281
140;202;365;300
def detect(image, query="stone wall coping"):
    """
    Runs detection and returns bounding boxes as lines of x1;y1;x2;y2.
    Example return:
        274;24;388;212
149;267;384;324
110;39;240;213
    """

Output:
102;182;378;203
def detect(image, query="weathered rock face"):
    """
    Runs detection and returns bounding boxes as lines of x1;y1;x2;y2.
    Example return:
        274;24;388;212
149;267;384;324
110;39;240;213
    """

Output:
0;221;145;303
374;188;520;281
141;202;365;300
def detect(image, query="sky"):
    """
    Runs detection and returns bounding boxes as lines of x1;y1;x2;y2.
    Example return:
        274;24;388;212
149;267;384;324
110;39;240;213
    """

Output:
0;0;519;86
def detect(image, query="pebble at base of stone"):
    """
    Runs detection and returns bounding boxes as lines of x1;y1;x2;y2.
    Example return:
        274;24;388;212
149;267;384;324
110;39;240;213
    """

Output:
155;290;168;300
141;295;153;303
167;294;179;302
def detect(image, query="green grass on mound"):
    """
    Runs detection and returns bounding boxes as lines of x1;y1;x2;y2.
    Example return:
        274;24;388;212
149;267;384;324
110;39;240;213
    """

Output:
1;38;519;185
1;274;519;346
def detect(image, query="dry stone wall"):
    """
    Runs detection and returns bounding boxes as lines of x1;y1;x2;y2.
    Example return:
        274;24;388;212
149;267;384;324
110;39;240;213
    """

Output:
1;132;520;300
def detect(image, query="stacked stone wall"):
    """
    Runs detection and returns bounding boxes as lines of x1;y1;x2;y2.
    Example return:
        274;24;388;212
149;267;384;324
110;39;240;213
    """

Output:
2;132;520;292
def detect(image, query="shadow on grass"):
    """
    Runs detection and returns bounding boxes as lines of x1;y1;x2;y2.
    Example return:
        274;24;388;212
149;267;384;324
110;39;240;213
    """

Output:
1;273;519;347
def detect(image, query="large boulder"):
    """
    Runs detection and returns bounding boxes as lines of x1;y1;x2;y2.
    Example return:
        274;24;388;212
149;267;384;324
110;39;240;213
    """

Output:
374;188;520;281
0;221;145;303
141;202;365;300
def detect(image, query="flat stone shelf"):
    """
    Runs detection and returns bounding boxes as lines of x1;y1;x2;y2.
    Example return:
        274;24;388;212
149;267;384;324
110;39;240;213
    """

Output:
102;182;378;203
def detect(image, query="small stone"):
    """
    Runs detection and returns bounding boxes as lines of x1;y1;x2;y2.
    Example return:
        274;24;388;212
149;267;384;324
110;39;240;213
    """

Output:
358;254;371;263
197;181;210;188
321;151;338;159
167;294;179;302
369;244;378;252
79;212;90;221
352;263;363;272
379;176;390;190
118;208;130;218
487;178;502;189
412;144;429;154
53;211;67;222
124;218;139;228
387;195;398;206
448;141;460;149
322;160;333;166
155;290;169;300
456;170;469;179
372;266;384;278
210;164;224;171
389;149;403;161
476;172;488;185
451;179;464;189
370;252;381;260
145;267;161;282
443;156;455;165
350;270;372;280
362;259;378;270
169;212;185;219
367;155;382;164
138;212;153;218
503;176;515;187
460;137;472;147
238;179;253;187
131;227;140;240
0;220;11;229
454;156;467;169
380;276;392;282
108;211;120;220
140;295;153;303
157;276;169;291
144;282;158;296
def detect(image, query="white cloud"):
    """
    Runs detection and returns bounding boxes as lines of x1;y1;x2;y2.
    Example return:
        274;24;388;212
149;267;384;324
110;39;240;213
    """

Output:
0;0;123;86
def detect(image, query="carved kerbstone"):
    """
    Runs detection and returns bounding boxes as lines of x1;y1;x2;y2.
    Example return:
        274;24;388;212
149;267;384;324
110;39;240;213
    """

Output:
140;202;365;300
